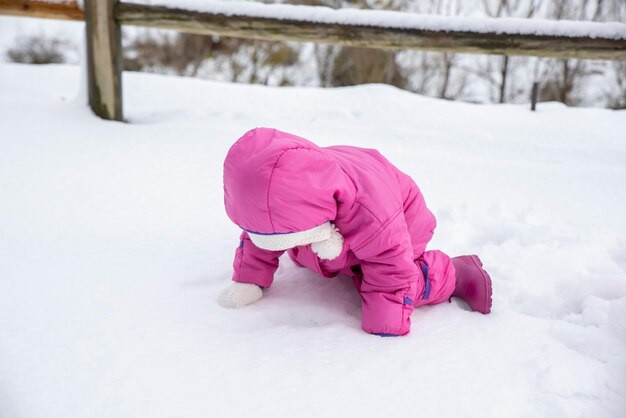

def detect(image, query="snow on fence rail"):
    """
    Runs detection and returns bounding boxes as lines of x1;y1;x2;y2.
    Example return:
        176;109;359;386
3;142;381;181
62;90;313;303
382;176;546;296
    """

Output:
1;0;625;121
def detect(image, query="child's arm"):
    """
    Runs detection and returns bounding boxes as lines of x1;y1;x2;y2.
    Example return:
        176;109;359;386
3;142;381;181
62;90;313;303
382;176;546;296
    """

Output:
353;212;420;336
232;231;284;287
218;231;284;308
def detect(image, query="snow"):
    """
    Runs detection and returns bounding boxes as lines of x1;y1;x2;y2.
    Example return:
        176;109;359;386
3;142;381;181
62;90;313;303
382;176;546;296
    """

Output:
1;62;626;418
135;0;626;40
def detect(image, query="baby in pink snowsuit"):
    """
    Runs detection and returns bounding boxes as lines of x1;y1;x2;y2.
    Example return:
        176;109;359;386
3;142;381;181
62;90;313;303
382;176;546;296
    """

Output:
219;127;492;336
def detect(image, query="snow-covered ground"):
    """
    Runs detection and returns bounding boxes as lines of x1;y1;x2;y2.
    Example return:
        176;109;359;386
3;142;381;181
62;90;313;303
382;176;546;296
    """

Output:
1;63;625;418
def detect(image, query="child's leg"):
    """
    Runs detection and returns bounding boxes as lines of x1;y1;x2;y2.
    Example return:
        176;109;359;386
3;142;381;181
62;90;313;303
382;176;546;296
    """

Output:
413;250;457;307
413;251;493;313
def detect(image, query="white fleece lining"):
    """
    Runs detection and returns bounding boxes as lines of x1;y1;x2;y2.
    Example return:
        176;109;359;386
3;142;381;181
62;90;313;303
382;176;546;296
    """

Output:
248;221;333;251
310;223;344;260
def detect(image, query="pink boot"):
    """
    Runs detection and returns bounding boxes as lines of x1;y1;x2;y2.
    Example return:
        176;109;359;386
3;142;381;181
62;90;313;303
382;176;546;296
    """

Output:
451;255;492;314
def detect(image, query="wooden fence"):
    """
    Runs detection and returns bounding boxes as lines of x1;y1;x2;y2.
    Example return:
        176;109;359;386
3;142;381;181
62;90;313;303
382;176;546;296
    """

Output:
1;0;625;121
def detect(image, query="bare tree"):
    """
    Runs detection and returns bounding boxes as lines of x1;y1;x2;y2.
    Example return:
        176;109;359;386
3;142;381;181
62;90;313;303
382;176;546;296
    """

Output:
408;51;441;96
314;44;341;87
480;0;542;103
538;0;607;106
606;62;626;109
602;0;626;108
399;0;470;100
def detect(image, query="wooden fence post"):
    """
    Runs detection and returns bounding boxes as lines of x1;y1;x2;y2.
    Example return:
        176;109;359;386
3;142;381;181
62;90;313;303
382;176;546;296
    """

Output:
531;82;539;111
84;0;123;121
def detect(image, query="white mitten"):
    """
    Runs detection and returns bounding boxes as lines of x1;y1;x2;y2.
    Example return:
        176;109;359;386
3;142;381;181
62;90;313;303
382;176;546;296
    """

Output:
217;282;263;309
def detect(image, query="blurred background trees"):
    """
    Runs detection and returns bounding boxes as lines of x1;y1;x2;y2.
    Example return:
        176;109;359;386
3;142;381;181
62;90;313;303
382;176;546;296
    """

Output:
4;0;625;108
7;35;69;64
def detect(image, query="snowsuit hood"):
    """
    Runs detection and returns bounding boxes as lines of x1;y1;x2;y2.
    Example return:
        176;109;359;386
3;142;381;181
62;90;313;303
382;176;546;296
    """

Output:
223;127;347;234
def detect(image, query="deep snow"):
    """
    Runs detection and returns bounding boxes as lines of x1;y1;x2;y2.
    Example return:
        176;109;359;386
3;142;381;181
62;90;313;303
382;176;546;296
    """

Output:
0;63;625;418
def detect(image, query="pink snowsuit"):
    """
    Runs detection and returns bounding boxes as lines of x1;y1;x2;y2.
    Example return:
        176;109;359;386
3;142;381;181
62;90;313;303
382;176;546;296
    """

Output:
224;128;456;336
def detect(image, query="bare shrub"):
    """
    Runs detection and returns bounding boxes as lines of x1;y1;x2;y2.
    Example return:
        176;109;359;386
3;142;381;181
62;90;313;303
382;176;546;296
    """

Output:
123;30;301;86
226;40;301;85
330;47;407;88
123;32;227;76
7;35;68;64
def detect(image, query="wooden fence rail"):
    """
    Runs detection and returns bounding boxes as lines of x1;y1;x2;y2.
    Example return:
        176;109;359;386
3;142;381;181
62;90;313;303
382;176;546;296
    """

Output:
117;2;626;61
0;0;83;20
1;0;625;121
